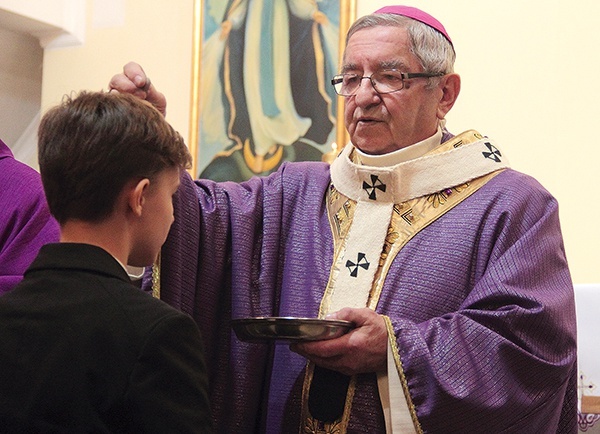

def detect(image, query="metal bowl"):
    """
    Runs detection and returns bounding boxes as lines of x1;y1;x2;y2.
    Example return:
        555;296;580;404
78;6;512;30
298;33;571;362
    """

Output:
231;317;354;342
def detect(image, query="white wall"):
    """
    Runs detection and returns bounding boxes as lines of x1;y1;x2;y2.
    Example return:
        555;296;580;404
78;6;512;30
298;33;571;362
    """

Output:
381;1;599;286
37;0;600;284
41;0;194;142
0;26;42;164
0;0;85;167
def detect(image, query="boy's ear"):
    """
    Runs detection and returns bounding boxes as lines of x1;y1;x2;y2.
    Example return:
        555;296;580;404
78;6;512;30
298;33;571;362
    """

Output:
128;178;151;217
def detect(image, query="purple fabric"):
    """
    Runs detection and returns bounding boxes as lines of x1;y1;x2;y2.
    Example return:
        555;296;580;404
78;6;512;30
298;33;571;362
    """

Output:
149;159;577;433
0;140;60;295
374;5;453;46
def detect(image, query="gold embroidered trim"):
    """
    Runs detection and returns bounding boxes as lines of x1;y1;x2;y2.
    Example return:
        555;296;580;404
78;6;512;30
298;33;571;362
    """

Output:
151;253;161;299
321;186;355;316
383;315;423;434
367;171;501;309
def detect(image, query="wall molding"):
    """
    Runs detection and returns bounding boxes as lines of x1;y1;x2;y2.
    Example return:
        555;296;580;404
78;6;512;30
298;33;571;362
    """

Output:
0;0;85;48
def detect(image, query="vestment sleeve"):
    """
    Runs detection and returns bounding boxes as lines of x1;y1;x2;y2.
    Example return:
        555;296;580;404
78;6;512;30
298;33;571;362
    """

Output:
0;158;59;294
387;174;577;432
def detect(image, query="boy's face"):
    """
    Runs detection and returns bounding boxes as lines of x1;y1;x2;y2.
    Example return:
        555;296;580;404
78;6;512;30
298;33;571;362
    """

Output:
129;166;180;267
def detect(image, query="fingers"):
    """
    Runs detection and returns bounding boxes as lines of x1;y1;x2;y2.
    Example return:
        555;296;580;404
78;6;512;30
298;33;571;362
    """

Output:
327;307;375;326
108;62;150;94
123;61;149;87
292;333;350;359
146;85;167;117
290;308;389;375
291;341;353;375
108;75;155;104
107;62;167;117
140;76;152;92
108;74;134;94
290;334;377;376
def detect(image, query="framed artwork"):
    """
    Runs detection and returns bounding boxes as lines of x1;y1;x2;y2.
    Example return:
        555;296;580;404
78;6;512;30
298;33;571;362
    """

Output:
189;0;356;181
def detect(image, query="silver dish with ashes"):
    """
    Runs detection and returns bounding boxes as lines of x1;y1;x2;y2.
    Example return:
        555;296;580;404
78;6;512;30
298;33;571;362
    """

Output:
231;317;354;342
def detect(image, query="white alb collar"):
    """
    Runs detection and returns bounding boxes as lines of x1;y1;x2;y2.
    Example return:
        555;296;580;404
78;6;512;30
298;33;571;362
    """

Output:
354;121;444;167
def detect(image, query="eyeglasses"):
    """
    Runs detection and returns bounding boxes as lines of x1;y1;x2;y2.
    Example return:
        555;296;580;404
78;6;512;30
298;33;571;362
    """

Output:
331;70;445;97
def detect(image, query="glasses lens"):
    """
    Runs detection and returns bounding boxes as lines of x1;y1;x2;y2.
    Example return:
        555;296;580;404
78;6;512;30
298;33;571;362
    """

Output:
333;71;408;96
372;70;405;93
333;74;360;96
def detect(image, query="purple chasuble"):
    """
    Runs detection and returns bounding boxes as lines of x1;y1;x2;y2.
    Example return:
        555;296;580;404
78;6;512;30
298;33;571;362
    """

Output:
148;156;577;433
0;140;59;294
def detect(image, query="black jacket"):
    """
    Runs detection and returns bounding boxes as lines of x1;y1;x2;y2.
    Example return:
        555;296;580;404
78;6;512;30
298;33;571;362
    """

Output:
0;243;212;433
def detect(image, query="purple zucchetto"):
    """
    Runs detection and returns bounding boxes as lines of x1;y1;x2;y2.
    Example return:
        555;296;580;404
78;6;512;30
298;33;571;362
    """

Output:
374;5;453;46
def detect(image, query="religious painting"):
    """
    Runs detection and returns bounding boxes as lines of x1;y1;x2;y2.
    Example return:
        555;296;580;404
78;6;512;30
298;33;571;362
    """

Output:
189;0;356;181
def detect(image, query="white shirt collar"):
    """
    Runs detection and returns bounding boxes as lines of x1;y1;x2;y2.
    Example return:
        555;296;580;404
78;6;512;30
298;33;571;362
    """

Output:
355;122;444;167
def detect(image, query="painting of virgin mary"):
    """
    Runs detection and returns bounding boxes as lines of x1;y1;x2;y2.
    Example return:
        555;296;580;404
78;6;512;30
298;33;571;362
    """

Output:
195;0;349;181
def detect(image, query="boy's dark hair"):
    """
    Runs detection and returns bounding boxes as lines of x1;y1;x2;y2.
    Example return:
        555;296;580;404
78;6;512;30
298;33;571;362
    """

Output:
38;91;191;224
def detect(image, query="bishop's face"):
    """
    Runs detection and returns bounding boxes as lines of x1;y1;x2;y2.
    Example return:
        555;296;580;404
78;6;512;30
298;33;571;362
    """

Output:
342;26;445;155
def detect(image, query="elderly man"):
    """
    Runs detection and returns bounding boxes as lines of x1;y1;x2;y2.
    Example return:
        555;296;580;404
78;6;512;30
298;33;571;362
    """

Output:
110;5;576;433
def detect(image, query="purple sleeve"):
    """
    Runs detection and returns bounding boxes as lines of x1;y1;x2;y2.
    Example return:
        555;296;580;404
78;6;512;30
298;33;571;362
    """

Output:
387;170;577;432
0;150;59;294
149;161;332;431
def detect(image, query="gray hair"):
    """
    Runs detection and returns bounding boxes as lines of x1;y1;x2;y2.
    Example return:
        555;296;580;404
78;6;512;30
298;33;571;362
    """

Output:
345;13;456;81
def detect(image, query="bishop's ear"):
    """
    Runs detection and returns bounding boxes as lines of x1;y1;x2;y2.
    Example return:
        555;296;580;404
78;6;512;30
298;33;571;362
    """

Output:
128;178;151;217
437;73;461;120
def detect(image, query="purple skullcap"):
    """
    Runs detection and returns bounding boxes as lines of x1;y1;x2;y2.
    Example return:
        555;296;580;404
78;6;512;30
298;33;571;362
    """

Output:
374;5;453;46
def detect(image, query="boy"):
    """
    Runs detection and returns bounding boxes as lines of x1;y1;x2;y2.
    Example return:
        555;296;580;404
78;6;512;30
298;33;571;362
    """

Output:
0;91;212;432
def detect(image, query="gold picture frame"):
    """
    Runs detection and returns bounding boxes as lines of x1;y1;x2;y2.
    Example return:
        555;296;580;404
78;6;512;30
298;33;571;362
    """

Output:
189;0;356;180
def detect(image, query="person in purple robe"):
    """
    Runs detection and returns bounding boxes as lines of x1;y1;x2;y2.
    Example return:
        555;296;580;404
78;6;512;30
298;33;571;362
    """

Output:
109;5;577;433
0;139;59;294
